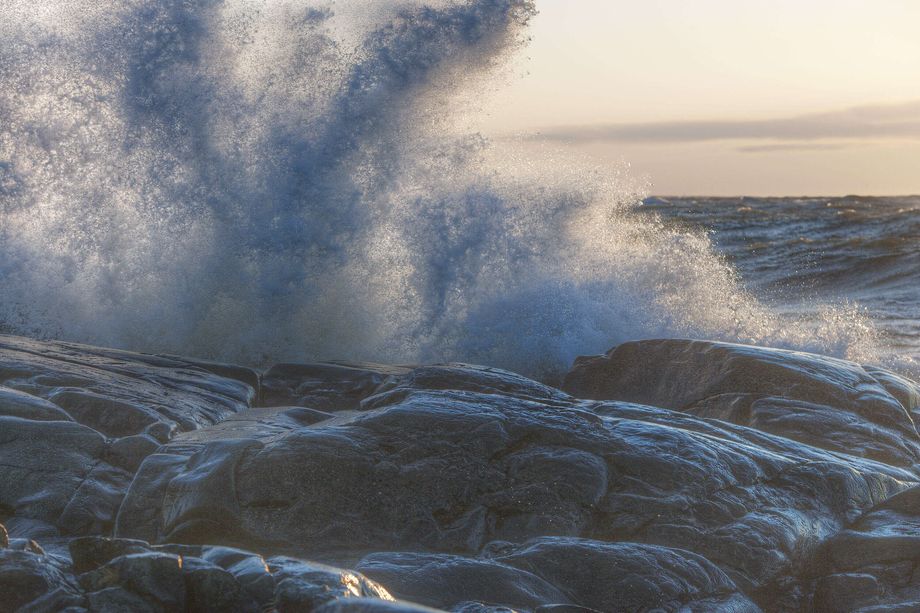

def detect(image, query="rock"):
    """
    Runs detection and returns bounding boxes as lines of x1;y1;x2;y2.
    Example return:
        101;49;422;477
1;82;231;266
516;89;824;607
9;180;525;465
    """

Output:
0;334;255;434
62;535;403;612
49;390;160;438
0;540;79;611
0;523;8;548
314;599;446;613
0;416;126;537
116;364;914;610
812;573;882;613
358;538;761;612
362;364;574;410
78;551;187;610
69;536;153;574
261;362;411;410
6;334;920;611
269;557;394;611
0;334;257;538
356;552;569;610
563;339;920;466
0;385;73;421
182;556;252;613
107;434;162;472
806;484;920;611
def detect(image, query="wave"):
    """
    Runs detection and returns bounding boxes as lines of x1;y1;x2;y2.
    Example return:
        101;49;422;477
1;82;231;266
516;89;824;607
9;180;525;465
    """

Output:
0;0;885;379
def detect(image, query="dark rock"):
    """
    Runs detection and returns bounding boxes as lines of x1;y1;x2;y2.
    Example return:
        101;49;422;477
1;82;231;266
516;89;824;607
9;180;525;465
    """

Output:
182;556;253;613
314;599;446;613
86;586;159;612
812;573;882;613
805;484;920;611
261;361;411;410
78;552;186;609
107;434;162;472
563;339;920;466
0;334;256;539
116;364;913;609
0;335;254;437
359;538;760;612
69;536;153;574
362;364;574;410
0;542;79;611
0;416;124;537
356;552;569;610
0;385;73;421
269;557;394;611
49;390;160;438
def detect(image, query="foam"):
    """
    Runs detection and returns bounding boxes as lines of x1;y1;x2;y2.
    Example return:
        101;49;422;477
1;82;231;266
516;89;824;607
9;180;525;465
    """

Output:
0;0;882;378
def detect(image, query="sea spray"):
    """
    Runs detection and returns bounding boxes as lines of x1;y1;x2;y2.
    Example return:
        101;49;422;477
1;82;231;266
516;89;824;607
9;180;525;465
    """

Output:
0;0;882;378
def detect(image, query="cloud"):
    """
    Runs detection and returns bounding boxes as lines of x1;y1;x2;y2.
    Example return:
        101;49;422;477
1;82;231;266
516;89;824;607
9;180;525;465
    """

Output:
736;143;854;154
527;100;920;145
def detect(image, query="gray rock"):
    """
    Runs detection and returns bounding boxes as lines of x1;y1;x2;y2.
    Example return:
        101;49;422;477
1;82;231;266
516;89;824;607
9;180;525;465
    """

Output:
0;385;73;421
356;551;569;610
806;484;920;611
563;339;920;466
0;334;255;434
314;599;446;613
116;364;914;610
358;538;760;612
0;335;257;538
0;540;79;611
261;362;411;410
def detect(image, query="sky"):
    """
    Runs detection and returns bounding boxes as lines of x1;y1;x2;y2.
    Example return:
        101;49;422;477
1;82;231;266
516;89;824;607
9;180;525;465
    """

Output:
477;0;920;196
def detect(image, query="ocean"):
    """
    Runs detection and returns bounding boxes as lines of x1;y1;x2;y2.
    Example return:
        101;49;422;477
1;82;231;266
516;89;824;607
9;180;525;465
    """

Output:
645;196;920;377
0;0;915;380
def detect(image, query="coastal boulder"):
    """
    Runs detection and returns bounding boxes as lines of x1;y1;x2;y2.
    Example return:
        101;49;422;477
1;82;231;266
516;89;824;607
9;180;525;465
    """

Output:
0;335;257;539
115;363;914;609
357;538;761;612
563;339;920;467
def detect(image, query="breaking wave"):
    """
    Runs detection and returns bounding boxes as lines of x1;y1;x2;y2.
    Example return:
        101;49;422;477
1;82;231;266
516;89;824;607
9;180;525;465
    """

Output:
0;0;883;378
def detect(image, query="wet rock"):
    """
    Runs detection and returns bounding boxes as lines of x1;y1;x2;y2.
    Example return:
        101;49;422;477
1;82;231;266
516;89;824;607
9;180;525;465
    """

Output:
61;536;402;612
116;364;914;610
0;416;127;537
49;390;160;438
563;339;920;466
0;334;257;538
107;434;162;472
806;484;920;611
0;334;255;434
362;364;574;410
356;552;569;610
0;539;79;611
358;538;760;612
261;362;411;410
314;599;445;613
0;385;73;421
270;557;394;611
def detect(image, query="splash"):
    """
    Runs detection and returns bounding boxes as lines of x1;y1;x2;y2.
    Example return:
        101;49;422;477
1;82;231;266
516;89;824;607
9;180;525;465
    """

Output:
0;0;881;379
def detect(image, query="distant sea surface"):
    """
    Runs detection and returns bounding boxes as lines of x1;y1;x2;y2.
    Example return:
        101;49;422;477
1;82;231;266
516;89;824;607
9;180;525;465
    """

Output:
645;196;920;376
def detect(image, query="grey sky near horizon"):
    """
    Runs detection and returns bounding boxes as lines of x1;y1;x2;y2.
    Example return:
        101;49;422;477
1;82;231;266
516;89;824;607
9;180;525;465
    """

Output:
477;0;920;196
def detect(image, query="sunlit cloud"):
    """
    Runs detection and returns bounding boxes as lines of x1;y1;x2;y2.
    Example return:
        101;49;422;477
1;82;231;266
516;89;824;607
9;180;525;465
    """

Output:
736;143;855;154
526;100;920;146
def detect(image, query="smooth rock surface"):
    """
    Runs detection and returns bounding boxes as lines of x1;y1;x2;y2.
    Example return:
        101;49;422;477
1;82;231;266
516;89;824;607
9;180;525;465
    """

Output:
5;334;920;611
806;484;920;612
0;335;257;540
357;538;761;612
563;339;920;467
116;365;915;610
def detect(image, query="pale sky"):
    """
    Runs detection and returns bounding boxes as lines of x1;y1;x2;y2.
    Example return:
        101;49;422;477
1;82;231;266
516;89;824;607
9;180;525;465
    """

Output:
478;0;920;196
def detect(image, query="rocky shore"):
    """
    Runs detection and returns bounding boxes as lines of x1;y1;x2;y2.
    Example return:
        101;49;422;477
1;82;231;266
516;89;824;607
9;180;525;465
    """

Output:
2;334;919;612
